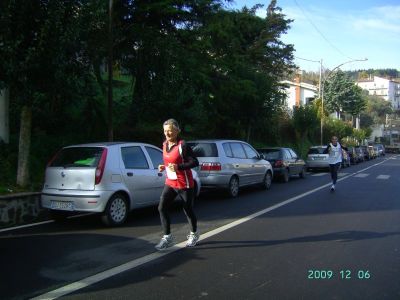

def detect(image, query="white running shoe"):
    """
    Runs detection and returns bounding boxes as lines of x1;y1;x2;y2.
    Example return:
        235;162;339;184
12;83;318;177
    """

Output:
155;234;174;251
330;184;335;191
186;231;200;247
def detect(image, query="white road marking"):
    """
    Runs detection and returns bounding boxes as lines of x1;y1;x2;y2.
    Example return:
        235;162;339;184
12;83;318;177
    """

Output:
0;220;54;233
311;173;328;177
0;213;95;234
354;173;369;178
28;157;393;299
338;172;349;177
377;175;390;180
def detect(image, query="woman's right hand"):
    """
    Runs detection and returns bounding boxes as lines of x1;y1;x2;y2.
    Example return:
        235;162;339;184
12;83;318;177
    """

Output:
158;164;165;172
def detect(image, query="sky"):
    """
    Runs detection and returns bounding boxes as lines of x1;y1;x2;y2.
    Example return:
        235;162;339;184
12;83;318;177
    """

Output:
228;0;400;73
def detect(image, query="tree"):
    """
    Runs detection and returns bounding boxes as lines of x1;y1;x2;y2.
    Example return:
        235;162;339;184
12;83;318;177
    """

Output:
344;85;366;127
323;118;353;142
0;1;102;187
361;94;393;125
292;104;319;141
324;70;366;120
199;1;295;140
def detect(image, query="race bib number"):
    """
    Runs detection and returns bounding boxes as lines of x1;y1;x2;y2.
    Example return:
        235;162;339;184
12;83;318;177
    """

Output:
166;168;177;180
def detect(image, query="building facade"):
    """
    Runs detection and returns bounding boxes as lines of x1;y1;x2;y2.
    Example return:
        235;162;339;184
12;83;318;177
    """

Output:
281;75;317;109
356;76;400;110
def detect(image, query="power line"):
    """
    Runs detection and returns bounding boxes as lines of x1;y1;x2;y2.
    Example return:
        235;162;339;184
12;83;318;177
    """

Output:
293;0;354;60
294;56;320;63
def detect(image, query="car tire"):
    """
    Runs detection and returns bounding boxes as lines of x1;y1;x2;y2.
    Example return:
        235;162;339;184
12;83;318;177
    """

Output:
227;176;239;198
261;171;272;190
50;210;69;222
101;193;129;226
282;169;289;183
299;167;306;178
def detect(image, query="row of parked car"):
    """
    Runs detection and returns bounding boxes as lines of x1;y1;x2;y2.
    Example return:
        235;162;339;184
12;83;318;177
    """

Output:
306;143;385;171
41;140;385;226
41;140;275;226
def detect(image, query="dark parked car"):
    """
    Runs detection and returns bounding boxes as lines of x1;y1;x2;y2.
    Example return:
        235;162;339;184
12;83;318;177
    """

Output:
360;145;372;160
355;146;367;161
347;146;360;164
257;147;306;182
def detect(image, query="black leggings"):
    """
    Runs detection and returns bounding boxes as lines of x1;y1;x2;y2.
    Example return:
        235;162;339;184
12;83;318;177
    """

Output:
158;185;197;235
329;163;341;184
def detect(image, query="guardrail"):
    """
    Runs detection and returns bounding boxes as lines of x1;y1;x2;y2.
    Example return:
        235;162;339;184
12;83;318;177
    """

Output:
0;192;49;229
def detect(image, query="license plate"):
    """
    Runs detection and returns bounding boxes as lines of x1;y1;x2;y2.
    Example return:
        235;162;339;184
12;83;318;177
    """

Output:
51;201;74;211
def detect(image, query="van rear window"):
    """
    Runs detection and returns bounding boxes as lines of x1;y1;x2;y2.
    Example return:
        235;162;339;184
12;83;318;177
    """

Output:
187;143;218;157
50;147;104;168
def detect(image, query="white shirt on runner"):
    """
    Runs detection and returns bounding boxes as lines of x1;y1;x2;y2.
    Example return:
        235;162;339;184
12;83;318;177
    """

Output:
328;143;342;164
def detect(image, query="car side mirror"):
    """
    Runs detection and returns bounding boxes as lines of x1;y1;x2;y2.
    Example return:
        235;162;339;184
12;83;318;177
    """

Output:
259;154;265;160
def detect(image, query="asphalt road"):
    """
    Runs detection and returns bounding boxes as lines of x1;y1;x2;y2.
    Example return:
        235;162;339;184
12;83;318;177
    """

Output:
1;155;399;300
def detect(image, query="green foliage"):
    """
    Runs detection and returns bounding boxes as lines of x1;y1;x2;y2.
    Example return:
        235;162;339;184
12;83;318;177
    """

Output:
292;104;320;141
346;68;399;80
352;128;369;143
324;70;366;117
361;94;393;126
323;117;353;142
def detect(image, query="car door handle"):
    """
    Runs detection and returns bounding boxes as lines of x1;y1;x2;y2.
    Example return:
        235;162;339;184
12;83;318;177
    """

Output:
235;164;239;167
127;172;133;177
252;165;255;167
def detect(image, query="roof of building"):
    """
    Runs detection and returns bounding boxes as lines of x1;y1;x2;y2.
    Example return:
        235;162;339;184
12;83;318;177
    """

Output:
280;80;318;91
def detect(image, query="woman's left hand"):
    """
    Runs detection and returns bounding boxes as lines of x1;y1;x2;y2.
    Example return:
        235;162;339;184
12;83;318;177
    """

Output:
168;163;178;172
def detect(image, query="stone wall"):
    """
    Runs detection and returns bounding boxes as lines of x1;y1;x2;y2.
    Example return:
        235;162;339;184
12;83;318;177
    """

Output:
0;193;48;228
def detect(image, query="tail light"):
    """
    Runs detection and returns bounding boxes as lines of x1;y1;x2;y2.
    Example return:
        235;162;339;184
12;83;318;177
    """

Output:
201;162;222;171
46;150;61;167
95;148;108;185
274;160;283;167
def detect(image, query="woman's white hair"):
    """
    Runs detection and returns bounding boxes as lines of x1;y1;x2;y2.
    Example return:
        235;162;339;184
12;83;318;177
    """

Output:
163;118;180;131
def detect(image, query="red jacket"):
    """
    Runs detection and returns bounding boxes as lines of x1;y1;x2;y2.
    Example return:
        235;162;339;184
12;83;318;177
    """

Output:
163;140;198;189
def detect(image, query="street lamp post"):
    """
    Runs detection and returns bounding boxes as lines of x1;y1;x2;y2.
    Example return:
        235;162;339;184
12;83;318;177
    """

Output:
320;58;368;145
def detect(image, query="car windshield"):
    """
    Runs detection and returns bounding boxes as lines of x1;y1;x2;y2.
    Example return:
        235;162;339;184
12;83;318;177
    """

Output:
49;147;104;168
187;142;218;157
259;149;280;160
308;147;325;155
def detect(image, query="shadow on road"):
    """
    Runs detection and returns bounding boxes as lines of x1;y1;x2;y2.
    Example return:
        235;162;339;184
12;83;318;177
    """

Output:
195;230;400;250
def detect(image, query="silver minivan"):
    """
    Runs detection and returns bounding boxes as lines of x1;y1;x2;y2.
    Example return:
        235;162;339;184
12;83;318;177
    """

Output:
41;142;201;226
187;139;273;197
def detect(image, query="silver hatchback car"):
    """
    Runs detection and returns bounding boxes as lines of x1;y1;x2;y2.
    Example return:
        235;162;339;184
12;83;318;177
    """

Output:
306;146;330;171
41;142;201;226
186;139;273;197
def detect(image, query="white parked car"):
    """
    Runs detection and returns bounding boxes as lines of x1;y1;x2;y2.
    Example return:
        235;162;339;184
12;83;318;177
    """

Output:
41;142;201;226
